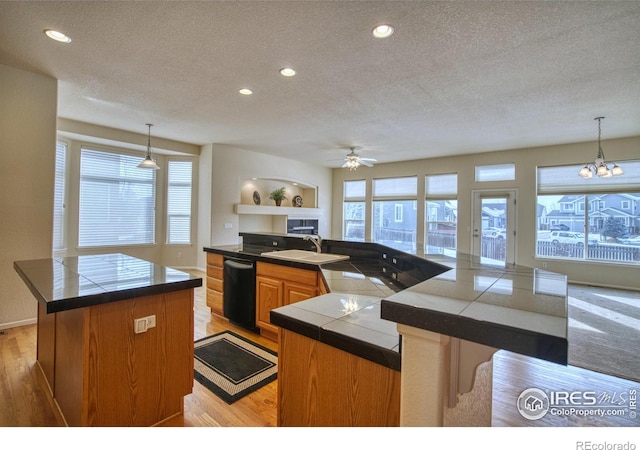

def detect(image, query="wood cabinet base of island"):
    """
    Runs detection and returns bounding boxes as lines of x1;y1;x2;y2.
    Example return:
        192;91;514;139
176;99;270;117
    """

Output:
36;290;194;427
277;328;401;427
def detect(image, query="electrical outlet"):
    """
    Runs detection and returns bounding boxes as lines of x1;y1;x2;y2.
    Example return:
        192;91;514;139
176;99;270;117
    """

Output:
134;315;156;334
224;223;232;229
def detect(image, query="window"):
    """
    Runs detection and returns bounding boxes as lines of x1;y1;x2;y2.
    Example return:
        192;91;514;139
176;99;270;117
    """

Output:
53;141;67;252
394;204;403;222
475;163;515;182
536;161;640;263
425;173;458;255
372;176;417;251
167;160;193;244
79;148;156;247
343;180;366;241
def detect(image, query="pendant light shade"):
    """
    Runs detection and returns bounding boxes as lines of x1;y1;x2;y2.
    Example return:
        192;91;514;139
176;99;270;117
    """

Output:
138;123;160;170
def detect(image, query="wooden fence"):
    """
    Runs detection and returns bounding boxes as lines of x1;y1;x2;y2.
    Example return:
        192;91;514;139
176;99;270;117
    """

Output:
537;241;640;262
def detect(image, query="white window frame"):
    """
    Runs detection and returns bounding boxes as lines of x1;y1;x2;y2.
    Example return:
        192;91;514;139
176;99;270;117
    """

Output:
166;159;193;245
78;147;157;248
342;180;367;241
536;160;640;264
53;140;68;253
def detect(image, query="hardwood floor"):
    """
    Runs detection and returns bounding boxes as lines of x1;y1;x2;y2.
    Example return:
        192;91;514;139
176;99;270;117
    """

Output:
1;270;638;428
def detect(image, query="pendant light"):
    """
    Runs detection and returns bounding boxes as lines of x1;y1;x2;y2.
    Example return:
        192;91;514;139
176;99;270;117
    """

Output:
138;123;160;170
578;117;623;179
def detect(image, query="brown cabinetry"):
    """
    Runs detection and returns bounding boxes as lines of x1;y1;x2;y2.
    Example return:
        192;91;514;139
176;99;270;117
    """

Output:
278;328;401;426
206;253;224;317
256;262;321;341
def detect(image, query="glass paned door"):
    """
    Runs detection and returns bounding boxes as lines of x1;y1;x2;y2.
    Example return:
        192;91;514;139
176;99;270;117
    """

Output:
472;190;516;265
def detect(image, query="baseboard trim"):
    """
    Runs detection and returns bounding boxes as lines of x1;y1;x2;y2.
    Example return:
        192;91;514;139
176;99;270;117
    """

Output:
0;317;36;331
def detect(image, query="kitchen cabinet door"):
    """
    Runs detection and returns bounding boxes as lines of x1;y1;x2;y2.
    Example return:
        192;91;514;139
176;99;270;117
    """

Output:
256;275;283;340
284;282;317;306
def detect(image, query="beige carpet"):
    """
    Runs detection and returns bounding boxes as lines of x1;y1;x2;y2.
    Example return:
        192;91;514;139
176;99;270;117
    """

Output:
567;284;640;383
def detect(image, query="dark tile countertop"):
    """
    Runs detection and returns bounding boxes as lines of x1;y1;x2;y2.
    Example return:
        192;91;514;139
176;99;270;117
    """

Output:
14;253;203;313
205;233;568;370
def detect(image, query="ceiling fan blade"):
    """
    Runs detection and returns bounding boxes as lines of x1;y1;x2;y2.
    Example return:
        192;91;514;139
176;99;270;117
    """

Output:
360;157;377;162
360;160;374;167
341;161;349;168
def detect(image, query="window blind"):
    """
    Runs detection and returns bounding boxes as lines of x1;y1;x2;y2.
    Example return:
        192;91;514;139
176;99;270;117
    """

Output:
426;173;458;198
79;148;156;247
167;160;193;244
344;180;366;200
475;163;515;182
373;176;417;199
537;160;640;194
53;141;67;251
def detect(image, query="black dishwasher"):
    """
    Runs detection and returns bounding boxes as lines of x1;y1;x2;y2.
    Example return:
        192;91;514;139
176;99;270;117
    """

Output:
223;257;258;333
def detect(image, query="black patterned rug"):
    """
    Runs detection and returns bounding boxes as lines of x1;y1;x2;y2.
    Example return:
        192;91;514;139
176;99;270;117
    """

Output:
194;331;278;404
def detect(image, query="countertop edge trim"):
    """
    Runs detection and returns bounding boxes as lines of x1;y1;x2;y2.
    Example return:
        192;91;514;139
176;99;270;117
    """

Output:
380;300;568;366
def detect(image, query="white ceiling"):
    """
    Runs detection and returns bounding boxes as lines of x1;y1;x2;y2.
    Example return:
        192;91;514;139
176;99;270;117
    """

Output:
1;1;639;168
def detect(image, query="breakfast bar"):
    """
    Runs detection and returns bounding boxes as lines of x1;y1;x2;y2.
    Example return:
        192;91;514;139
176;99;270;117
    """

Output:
206;233;569;427
14;253;202;427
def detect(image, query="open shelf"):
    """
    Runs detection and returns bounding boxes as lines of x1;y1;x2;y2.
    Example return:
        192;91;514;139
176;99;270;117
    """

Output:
235;204;323;216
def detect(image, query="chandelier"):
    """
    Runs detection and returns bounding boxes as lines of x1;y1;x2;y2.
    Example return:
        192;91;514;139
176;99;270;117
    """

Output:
578;117;623;178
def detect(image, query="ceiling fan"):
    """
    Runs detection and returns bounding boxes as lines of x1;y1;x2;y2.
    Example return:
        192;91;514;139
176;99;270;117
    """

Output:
341;147;377;171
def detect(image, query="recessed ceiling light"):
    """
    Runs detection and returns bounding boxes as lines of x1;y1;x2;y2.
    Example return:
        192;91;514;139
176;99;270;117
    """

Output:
279;67;296;77
372;24;394;39
44;29;72;43
238;88;253;95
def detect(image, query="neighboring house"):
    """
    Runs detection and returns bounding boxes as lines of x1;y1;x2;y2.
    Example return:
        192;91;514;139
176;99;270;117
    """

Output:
373;201;418;245
482;202;506;229
537;203;548;230
426;200;457;230
545;194;640;234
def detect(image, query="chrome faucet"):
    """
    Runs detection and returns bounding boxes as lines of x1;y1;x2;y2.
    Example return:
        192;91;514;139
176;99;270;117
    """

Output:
304;234;322;253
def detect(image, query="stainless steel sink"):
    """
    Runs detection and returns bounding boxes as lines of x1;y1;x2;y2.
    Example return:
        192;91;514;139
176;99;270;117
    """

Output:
260;249;350;264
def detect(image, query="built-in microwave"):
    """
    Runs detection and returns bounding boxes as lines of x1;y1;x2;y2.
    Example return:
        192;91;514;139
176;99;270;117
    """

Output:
286;218;319;235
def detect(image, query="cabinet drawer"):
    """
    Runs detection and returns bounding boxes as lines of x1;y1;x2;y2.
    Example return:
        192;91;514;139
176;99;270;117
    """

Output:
207;265;223;280
206;288;223;316
207;276;223;293
206;252;223;267
257;262;318;286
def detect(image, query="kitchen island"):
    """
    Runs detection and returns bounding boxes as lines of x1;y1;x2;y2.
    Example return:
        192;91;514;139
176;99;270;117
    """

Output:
14;253;202;427
205;233;568;427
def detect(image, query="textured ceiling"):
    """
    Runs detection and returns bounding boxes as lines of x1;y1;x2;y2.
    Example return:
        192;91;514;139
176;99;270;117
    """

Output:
1;1;639;167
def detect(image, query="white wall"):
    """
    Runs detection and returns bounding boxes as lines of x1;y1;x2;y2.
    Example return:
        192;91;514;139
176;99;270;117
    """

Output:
0;64;57;328
196;144;333;269
332;136;640;290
